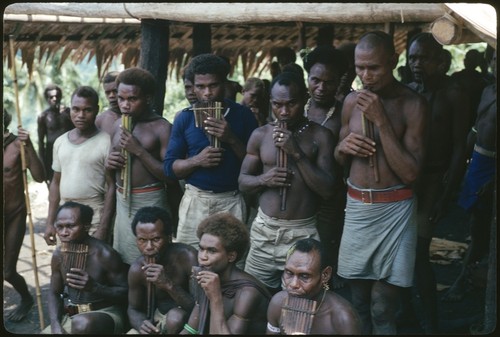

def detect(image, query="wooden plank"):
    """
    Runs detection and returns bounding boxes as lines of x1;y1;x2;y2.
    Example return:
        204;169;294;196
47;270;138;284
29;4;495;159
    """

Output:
5;3;445;24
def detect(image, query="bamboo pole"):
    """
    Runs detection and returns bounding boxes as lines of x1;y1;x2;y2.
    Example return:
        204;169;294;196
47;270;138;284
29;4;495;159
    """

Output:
9;35;45;331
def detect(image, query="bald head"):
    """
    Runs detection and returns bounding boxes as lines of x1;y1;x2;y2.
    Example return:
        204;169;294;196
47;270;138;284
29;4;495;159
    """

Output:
357;31;395;56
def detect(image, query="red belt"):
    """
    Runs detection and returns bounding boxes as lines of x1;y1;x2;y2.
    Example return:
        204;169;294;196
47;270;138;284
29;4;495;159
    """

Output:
348;186;413;204
117;185;163;194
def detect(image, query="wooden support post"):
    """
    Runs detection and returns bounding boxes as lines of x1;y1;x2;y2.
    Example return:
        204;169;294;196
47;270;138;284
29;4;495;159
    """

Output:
140;19;169;116
193;23;212;56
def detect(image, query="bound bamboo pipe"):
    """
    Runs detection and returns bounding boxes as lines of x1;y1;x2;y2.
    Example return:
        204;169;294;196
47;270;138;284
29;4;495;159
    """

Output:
8;34;45;330
360;87;379;182
277;121;288;211
121;114;132;215
145;255;156;321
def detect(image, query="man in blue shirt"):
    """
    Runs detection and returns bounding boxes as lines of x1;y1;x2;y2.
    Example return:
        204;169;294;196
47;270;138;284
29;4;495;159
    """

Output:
164;54;258;248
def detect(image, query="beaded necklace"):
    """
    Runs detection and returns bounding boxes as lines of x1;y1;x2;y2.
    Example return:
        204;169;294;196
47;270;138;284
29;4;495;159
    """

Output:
304;98;336;126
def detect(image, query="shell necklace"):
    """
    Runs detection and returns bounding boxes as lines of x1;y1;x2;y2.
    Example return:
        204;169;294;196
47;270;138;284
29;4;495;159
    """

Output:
304;98;336;126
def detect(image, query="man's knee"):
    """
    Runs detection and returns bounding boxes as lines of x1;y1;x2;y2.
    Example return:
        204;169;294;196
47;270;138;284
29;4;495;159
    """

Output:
165;308;187;334
71;313;114;334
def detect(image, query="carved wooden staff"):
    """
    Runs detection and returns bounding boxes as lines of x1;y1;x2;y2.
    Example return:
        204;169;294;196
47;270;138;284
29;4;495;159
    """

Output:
145;255;156;321
9;34;45;330
277;121;288;211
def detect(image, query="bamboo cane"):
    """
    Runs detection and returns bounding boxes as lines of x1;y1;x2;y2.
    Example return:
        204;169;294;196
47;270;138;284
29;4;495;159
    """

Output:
145;255;156;321
121;115;132;216
361;113;379;182
277;121;288;210
9;35;45;331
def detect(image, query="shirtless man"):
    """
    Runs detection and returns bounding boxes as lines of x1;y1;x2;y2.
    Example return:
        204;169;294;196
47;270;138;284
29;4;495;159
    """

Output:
37;84;73;184
334;31;427;334
3;110;45;322
407;32;470;333
106;67;181;266
443;52;496;302
239;71;335;294
95;71;121;135
44;202;128;334
44;86;115;244
127;206;198;334
181;213;271;334
303;45;349;288
267;238;361;334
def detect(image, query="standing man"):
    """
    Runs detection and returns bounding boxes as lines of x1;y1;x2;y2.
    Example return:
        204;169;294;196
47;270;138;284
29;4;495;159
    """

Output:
266;238;361;334
164;54;258;248
407;32;470;333
127;206;198;334
43;202;128;334
334;31;427;334
443;52;496;302
95;71;121;135
303;45;349;288
3;110;46;322
106;67;182;266
238;71;336;294
37;84;73;185
44;86;114;245
181;213;271;335
240;77;268;126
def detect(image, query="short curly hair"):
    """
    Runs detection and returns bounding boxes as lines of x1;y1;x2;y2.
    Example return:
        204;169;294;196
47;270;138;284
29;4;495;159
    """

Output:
303;45;348;77
131;206;173;237
186;54;230;83
116;67;156;97
196;212;249;262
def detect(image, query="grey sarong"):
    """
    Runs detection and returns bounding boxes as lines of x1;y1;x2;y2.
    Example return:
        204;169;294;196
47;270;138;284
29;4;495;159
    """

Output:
338;185;417;287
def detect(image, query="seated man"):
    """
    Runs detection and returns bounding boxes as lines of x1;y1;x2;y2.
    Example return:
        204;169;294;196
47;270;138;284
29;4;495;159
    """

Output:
181;213;271;335
127;206;198;334
267;238;361;334
43;202;128;334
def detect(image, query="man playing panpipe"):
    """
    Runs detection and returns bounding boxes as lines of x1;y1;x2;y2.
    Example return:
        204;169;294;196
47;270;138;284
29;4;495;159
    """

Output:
106;67;183;266
267;238;361;334
181;213;271;335
43;201;128;334
44;86;114;245
334;31;426;334
164;54;258;249
239;71;335;294
127;206;198;334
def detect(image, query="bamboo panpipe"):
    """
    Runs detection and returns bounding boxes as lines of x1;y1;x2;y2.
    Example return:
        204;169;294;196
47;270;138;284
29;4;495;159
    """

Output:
61;242;89;301
121;115;133;215
190;266;209;334
192;101;223;148
277;121;288;211
280;295;318;335
361;113;379;182
145;255;156;321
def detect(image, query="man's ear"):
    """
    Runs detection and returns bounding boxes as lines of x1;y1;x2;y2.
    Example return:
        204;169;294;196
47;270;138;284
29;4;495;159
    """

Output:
228;251;237;263
321;266;333;284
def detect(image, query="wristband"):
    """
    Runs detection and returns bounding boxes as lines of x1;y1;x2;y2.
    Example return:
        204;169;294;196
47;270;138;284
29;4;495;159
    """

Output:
184;323;199;335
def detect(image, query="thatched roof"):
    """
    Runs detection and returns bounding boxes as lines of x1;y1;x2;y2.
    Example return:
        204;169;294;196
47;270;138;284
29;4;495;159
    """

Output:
3;3;496;79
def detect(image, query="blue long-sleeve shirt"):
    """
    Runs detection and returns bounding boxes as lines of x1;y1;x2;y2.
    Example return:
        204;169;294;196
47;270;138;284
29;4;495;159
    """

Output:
164;99;258;193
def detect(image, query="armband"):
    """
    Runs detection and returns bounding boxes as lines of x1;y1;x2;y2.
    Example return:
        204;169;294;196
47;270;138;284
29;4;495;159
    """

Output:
267;322;281;333
471;126;478;133
184;323;199;335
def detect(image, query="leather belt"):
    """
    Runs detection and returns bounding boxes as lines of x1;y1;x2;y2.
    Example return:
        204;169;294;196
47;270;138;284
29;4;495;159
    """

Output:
65;300;112;316
348;186;413;204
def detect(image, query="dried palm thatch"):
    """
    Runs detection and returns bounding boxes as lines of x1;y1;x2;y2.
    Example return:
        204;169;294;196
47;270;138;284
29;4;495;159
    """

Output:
3;3;495;79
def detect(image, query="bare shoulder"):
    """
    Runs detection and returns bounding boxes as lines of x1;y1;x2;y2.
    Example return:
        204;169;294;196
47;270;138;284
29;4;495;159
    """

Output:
165;242;197;262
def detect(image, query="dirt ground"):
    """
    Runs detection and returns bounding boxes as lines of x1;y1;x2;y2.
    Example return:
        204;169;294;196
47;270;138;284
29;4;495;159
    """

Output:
2;182;492;334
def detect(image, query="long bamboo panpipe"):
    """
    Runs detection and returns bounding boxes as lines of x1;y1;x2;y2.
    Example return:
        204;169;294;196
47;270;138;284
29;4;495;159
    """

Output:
361;112;379;182
9;35;45;330
145;255;156;321
60;242;89;302
121;114;132;216
277;121;288;211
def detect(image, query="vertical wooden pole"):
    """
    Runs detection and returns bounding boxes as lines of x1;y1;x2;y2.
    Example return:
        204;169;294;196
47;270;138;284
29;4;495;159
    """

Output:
139;19;169;116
